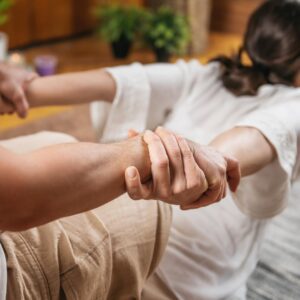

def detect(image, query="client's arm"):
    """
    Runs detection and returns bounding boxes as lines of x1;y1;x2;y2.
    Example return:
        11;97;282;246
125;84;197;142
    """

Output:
26;69;116;107
209;126;276;177
125;126;275;210
125;127;241;210
0;136;150;231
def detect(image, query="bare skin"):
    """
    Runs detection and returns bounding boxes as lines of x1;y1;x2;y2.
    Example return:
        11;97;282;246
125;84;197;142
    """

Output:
125;127;276;209
0;136;151;231
0;65;279;231
23;70;243;209
0;63;37;117
210;126;276;177
26;69;116;107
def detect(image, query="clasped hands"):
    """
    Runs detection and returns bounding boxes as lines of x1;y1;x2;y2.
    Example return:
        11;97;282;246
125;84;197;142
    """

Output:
0;63;37;118
0;64;241;211
125;127;241;210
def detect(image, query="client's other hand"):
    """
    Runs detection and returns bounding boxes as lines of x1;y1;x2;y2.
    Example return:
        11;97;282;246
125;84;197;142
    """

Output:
125;127;240;210
186;135;240;209
0;64;38;118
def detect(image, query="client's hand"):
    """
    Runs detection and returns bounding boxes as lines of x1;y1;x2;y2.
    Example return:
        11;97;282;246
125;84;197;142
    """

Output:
125;127;240;210
185;136;240;209
125;128;208;209
0;64;38;118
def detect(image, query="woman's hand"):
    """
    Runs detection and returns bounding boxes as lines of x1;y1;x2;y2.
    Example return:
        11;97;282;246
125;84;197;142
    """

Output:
125;127;241;210
185;139;240;209
0;64;38;118
125;128;209;210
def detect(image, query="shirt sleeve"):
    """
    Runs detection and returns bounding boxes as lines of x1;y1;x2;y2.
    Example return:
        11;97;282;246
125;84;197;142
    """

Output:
233;99;300;219
90;60;200;142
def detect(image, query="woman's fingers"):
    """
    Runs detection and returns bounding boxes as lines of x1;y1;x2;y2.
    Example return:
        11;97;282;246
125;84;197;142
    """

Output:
155;127;186;194
144;130;171;199
176;135;208;193
0;96;15;115
125;166;152;200
225;155;241;192
198;175;223;205
181;177;226;210
138;128;239;210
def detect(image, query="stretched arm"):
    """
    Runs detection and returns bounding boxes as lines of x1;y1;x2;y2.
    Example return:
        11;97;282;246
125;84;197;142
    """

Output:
125;126;276;210
0;136;150;231
125;127;240;210
209;126;276;177
26;69;116;107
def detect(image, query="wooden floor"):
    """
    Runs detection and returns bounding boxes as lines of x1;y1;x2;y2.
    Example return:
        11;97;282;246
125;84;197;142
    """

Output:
0;32;241;135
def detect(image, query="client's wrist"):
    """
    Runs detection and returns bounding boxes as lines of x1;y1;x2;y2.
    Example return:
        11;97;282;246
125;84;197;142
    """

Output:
118;136;151;182
24;77;40;107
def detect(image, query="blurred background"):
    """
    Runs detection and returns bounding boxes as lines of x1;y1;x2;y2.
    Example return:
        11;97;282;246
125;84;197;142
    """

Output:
0;0;264;141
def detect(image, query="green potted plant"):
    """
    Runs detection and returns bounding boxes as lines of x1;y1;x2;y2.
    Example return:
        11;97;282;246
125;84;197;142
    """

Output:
0;0;12;61
94;5;145;59
0;0;11;25
143;7;190;62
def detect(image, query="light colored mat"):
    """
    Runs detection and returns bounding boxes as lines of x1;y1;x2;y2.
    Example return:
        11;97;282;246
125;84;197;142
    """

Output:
247;181;300;299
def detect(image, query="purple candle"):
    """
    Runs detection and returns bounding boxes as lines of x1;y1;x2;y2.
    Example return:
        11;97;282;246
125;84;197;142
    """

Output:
34;55;58;76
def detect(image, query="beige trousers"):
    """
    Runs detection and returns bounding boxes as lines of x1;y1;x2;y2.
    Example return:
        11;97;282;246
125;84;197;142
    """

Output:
0;132;172;300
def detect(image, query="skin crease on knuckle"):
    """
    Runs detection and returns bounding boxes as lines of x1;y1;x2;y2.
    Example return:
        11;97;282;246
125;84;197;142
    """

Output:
151;133;162;144
194;170;208;193
154;158;169;170
208;174;221;190
170;146;182;161
172;168;186;190
159;187;172;200
182;148;194;160
172;183;186;196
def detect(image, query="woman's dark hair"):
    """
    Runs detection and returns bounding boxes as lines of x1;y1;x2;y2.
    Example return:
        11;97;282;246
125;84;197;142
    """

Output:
212;0;300;96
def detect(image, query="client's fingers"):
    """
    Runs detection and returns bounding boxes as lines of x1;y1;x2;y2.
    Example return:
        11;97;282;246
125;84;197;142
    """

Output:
125;166;152;200
182;176;226;210
144;130;171;199
201;178;222;204
182;176;222;210
155;127;186;194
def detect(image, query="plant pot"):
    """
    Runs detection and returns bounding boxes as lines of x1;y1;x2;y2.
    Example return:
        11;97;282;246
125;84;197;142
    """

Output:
154;47;171;63
111;35;132;59
147;0;212;55
0;32;8;61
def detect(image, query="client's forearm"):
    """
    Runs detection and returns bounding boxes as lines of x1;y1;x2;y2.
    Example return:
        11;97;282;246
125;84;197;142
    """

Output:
26;69;116;107
0;137;150;231
210;127;276;177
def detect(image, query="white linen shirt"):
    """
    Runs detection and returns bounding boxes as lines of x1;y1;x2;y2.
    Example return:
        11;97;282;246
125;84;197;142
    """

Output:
0;242;6;300
91;60;300;300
